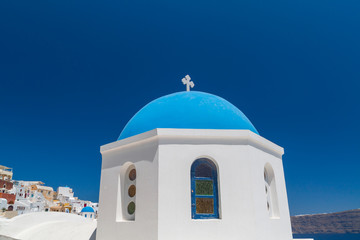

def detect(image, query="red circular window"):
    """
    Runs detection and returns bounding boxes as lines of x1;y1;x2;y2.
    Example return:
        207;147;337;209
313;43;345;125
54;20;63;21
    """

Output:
129;169;136;181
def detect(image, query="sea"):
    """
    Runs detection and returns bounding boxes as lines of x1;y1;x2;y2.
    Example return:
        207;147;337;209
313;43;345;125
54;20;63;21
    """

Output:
293;234;360;240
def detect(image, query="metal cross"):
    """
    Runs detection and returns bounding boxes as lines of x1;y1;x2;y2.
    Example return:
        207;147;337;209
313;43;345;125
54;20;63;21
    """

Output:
182;75;194;91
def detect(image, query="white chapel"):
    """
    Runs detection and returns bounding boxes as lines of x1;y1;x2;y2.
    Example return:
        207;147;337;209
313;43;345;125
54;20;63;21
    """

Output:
96;76;296;240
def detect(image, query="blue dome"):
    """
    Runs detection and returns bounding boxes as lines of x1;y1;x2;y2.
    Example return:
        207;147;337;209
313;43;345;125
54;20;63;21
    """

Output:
119;91;258;140
81;206;94;213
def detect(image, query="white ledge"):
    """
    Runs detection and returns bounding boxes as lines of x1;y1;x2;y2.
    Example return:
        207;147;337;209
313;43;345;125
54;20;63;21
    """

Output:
100;129;284;157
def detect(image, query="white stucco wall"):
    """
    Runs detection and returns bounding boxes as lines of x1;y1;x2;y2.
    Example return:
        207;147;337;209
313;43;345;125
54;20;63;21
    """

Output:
97;129;293;240
157;144;292;240
57;187;75;199
0;198;7;210
250;146;293;240
97;130;159;240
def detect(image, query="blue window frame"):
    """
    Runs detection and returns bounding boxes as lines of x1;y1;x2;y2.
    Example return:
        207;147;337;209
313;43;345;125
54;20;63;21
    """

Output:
191;158;219;219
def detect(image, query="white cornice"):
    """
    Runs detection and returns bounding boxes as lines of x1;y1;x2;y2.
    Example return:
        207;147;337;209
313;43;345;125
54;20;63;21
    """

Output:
100;129;284;157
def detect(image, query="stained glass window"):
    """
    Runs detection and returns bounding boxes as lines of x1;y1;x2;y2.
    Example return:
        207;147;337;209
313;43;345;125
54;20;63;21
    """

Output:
128;185;136;197
191;158;219;219
129;169;136;181
127;202;135;215
195;180;213;195
122;164;136;221
196;198;214;214
195;163;213;178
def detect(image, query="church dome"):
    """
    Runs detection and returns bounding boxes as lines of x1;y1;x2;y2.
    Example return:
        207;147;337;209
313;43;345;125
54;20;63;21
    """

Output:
81;206;94;213
118;91;258;140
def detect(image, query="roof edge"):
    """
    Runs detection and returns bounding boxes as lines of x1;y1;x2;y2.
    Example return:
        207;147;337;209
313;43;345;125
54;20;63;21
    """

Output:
101;129;284;158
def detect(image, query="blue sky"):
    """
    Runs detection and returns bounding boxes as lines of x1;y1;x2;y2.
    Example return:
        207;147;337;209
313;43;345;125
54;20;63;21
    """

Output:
0;0;359;215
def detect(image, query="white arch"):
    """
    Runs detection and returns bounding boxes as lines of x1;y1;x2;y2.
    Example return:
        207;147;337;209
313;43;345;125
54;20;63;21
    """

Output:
264;163;280;218
116;162;136;221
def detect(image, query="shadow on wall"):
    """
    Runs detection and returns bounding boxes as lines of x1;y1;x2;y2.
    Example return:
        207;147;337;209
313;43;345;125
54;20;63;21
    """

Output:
0;234;19;240
89;229;97;240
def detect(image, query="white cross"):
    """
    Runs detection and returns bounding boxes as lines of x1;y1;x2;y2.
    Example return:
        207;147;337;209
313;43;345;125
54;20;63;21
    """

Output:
182;75;194;91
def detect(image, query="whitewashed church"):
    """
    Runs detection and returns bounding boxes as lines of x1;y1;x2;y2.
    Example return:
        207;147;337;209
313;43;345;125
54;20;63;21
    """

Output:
96;76;297;240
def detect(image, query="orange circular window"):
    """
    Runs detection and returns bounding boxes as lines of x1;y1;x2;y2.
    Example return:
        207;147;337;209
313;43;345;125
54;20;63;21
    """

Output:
128;185;136;197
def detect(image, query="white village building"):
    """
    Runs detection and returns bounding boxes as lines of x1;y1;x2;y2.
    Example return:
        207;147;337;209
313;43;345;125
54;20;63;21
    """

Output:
0;199;7;211
57;186;75;199
57;186;75;204
96;77;299;240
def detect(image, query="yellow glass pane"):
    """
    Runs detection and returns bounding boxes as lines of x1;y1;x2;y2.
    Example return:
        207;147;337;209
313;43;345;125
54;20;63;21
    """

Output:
128;185;136;197
196;198;214;214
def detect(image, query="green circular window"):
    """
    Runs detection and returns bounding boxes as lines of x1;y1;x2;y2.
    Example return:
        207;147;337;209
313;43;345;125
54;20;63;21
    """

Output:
127;202;135;215
128;185;136;197
129;169;136;181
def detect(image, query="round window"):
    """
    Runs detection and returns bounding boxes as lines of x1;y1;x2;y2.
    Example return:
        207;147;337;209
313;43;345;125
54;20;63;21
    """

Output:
129;169;136;181
128;185;136;197
127;202;135;215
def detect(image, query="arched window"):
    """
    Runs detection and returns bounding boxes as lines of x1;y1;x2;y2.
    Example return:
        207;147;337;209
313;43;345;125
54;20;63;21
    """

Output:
264;168;272;214
191;158;219;219
125;167;136;219
264;164;279;218
116;162;136;221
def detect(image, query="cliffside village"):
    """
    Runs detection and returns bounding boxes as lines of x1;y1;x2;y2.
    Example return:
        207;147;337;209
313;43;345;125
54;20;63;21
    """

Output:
0;165;98;219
